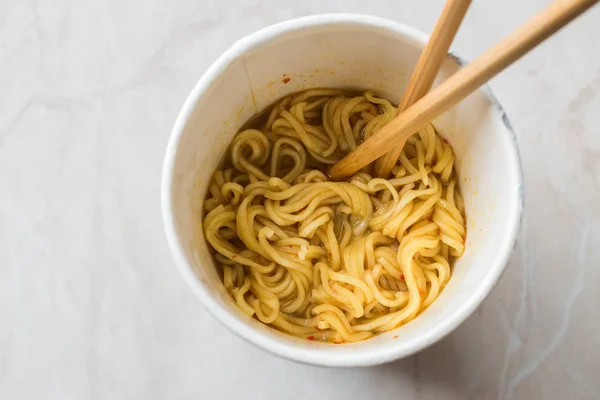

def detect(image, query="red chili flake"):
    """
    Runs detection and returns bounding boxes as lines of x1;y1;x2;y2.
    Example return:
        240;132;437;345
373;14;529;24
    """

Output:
419;289;425;297
231;255;237;259
400;274;405;280
327;252;332;257
282;77;291;84
441;137;449;144
307;336;315;341
393;335;399;339
334;341;342;344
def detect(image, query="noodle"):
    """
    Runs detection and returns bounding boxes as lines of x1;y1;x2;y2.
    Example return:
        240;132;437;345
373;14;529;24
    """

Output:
203;89;466;343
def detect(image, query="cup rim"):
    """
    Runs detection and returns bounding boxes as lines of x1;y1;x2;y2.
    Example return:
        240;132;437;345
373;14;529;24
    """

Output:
161;13;524;367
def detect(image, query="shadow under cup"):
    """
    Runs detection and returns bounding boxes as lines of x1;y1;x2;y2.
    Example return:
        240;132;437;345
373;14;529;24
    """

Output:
162;15;524;367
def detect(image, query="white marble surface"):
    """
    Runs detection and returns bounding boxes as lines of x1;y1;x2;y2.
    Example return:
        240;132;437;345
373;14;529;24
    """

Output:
1;0;599;399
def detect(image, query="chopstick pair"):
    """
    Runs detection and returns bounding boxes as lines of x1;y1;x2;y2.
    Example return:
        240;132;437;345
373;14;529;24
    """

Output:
329;0;599;180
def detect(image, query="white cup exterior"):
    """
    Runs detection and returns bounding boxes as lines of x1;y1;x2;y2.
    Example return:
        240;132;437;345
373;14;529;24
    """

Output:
161;14;524;367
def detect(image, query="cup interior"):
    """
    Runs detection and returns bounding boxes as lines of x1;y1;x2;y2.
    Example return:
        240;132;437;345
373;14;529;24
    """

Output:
162;15;523;366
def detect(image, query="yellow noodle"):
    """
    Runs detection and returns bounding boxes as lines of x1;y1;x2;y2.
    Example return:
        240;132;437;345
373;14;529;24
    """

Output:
202;89;466;343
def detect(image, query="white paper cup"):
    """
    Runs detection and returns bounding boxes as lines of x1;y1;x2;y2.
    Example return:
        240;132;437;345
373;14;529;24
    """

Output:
161;14;524;367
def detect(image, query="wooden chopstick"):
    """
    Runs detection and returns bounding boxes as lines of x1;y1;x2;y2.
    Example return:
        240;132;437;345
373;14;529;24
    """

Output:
373;0;471;178
329;0;599;181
